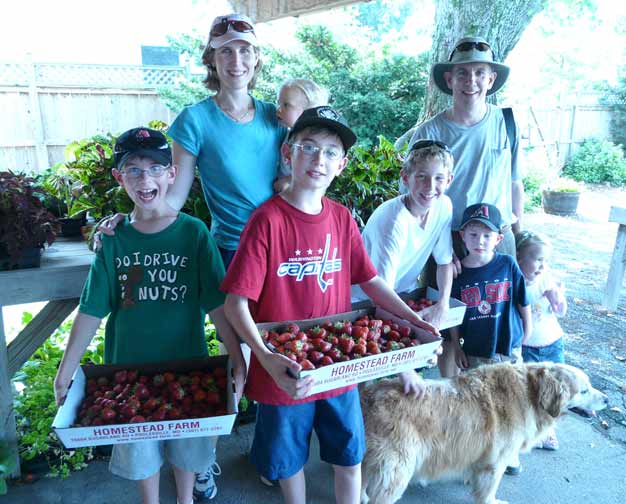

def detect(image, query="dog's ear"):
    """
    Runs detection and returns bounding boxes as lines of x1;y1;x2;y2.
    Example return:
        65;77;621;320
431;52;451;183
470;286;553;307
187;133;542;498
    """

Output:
536;368;569;418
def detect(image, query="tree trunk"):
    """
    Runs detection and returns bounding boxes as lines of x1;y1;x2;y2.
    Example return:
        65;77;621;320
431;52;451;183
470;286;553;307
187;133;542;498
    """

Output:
421;0;548;120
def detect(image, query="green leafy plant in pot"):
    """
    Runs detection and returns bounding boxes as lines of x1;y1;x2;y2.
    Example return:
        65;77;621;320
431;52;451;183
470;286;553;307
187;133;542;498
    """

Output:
40;163;87;237
0;171;59;270
60;133;133;222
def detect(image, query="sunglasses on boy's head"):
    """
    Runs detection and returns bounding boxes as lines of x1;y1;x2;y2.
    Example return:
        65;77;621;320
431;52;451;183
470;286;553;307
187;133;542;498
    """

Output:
411;140;450;153
449;41;495;61
210;18;255;38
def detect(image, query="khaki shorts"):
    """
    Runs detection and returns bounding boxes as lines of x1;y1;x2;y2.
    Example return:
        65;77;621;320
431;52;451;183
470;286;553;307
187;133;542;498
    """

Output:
109;435;217;481
466;345;523;369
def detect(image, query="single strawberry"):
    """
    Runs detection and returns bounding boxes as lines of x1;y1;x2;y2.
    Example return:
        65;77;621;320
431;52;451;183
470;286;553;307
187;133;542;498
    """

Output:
168;382;185;402
205;390;220;404
299;359;315;370
152;374;165;388
114;370;127;384
286;322;300;334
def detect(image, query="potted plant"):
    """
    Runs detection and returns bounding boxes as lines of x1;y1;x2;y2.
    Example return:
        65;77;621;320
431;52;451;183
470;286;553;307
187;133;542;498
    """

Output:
0;171;58;270
40;163;87;237
542;177;582;216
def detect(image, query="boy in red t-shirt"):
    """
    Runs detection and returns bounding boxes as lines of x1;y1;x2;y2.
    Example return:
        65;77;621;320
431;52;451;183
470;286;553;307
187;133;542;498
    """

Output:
221;106;439;503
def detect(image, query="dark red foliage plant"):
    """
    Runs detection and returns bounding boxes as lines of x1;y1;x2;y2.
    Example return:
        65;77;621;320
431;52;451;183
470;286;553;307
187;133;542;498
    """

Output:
0;171;58;267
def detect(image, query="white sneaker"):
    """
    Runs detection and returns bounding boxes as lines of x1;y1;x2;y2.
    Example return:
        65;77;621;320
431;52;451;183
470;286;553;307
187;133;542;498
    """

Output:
193;462;221;501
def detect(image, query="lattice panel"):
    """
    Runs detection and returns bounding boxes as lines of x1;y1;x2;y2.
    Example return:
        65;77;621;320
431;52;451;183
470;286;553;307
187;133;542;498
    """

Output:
0;63;30;86
31;63;183;89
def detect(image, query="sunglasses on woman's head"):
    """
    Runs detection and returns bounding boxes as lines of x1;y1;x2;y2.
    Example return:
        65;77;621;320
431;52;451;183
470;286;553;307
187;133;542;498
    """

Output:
210;19;255;38
411;140;450;153
449;41;495;61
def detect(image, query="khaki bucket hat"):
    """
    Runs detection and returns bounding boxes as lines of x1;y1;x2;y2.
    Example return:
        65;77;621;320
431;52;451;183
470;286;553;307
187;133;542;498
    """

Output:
431;37;510;96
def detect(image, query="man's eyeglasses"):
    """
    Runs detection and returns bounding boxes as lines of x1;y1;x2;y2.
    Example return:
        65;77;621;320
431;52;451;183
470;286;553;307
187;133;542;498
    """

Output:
410;140;450;153
210;19;255;38
291;143;343;161
122;165;170;179
449;41;494;61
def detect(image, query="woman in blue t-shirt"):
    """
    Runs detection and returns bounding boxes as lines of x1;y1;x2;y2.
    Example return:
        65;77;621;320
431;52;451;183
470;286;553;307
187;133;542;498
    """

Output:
167;13;286;266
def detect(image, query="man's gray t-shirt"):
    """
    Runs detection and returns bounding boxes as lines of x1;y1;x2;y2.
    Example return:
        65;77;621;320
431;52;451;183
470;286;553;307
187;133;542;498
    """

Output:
409;104;520;230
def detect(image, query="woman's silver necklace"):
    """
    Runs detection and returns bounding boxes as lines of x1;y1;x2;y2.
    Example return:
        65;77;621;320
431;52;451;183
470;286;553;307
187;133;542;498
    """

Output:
216;97;253;123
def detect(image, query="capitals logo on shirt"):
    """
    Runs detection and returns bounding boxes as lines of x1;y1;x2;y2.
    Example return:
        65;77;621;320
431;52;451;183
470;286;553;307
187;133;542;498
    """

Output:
276;233;341;292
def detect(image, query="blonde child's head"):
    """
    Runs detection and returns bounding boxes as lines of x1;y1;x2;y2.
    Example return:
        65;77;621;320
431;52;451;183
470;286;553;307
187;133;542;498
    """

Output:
401;140;454;178
277;79;330;128
515;230;552;282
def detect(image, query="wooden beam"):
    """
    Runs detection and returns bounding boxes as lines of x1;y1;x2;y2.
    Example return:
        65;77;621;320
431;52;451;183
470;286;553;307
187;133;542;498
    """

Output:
8;299;79;377
230;0;364;22
0;311;20;478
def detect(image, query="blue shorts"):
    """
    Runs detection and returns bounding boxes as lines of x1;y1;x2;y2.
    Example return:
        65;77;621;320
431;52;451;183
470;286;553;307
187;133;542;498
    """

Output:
251;388;365;480
522;338;565;364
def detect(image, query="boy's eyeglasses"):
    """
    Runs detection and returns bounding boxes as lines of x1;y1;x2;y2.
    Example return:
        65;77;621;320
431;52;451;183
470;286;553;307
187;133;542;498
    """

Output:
410;140;450;153
121;165;170;179
449;41;495;61
210;19;255;38
291;143;343;161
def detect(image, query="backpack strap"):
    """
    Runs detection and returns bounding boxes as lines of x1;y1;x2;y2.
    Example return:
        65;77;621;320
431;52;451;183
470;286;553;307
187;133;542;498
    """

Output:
501;107;517;167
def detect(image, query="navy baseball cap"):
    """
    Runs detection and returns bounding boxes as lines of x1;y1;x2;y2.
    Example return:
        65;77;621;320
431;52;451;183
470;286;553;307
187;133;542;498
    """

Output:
114;127;171;170
460;203;502;232
288;106;357;151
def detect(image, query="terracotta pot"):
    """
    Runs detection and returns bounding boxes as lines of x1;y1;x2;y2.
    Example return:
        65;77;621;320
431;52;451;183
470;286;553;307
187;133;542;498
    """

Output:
542;190;580;216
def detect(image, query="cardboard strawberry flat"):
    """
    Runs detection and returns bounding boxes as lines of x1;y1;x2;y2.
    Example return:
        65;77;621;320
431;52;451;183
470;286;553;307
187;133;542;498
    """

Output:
52;355;237;448
257;307;443;396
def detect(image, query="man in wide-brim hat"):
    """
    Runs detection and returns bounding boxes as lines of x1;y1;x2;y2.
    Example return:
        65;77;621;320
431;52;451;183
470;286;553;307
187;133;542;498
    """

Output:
431;36;510;96
406;37;525;384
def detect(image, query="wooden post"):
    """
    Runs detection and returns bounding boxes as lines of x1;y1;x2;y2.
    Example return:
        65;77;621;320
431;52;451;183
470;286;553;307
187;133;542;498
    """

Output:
0;310;20;478
566;104;577;163
26;57;48;172
603;206;626;311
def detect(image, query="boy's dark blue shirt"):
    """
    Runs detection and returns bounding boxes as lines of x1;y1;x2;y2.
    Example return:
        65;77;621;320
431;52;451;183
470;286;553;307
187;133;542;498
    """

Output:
452;252;528;358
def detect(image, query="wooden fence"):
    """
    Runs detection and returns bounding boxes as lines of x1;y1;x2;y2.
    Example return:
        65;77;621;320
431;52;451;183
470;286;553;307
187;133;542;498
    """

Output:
514;95;615;173
0;62;185;173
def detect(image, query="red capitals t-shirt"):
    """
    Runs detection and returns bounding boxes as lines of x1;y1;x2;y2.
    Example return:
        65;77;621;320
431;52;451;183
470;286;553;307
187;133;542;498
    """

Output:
221;195;377;405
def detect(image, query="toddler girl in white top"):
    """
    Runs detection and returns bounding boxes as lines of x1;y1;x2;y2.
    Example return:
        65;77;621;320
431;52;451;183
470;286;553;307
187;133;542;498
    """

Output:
516;230;567;450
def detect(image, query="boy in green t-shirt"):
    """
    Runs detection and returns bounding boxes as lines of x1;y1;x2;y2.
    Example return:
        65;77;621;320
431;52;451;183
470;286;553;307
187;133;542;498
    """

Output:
54;127;245;504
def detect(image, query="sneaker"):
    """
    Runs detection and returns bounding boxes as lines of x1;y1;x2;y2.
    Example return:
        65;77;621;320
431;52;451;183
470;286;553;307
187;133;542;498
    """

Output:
193;462;222;501
505;464;522;476
540;434;559;451
260;474;278;487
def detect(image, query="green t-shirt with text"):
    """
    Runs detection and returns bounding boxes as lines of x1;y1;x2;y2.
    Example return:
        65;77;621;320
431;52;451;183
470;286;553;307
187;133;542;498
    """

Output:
79;213;225;365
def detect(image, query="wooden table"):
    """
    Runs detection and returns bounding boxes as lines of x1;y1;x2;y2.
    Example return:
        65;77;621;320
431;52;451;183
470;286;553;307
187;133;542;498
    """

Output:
0;239;92;477
603;206;626;311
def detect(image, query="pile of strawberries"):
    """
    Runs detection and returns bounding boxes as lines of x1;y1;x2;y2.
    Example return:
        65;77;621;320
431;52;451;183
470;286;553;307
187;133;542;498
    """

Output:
261;315;421;370
74;367;228;427
406;297;434;312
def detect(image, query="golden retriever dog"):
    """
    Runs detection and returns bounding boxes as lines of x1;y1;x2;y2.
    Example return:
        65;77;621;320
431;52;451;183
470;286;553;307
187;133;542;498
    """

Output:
360;362;608;504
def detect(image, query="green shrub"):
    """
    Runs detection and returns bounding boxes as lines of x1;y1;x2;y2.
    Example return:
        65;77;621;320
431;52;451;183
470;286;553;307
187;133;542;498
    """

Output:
522;172;545;211
327;135;401;228
563;139;626;186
